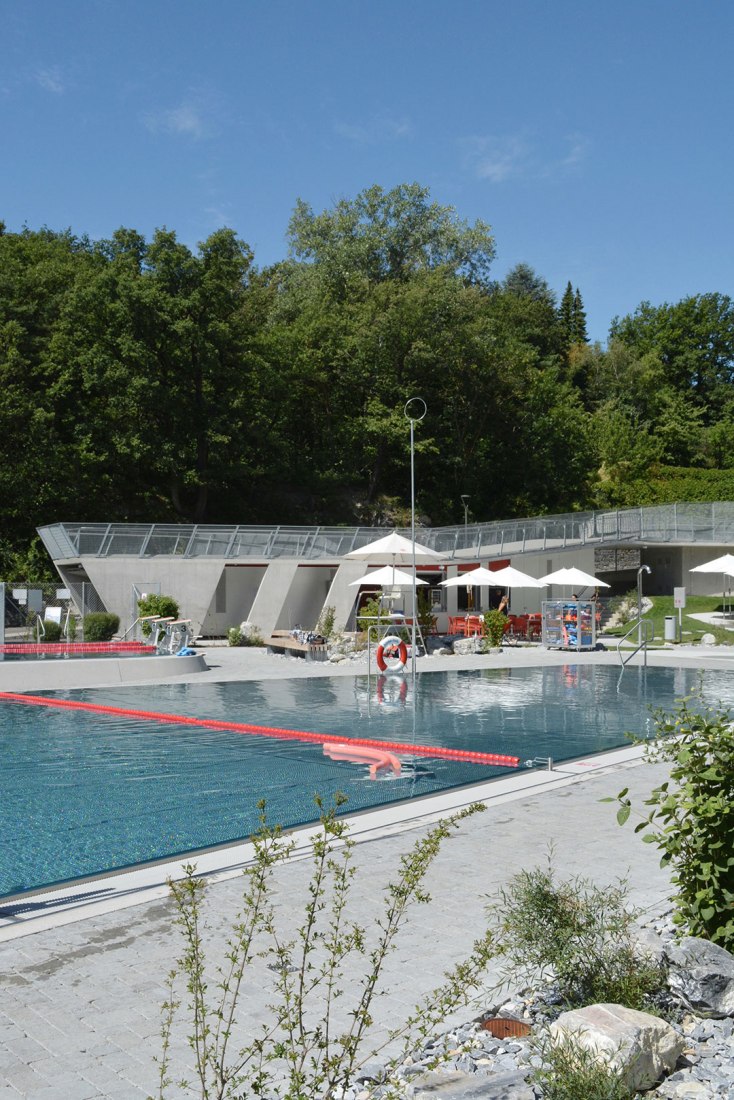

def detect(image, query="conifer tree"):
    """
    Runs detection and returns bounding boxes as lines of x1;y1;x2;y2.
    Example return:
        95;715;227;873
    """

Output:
559;281;575;343
572;287;588;343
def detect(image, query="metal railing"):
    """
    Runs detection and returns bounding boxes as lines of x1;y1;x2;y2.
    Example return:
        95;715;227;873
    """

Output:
617;618;655;668
37;502;734;564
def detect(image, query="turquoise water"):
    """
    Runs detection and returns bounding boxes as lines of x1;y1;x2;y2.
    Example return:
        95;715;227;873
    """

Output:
1;664;732;897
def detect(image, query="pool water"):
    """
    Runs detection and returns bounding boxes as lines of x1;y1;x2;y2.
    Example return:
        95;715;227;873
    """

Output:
1;664;732;897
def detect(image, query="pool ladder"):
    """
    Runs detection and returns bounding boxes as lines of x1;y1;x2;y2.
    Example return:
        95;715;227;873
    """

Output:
616;618;654;668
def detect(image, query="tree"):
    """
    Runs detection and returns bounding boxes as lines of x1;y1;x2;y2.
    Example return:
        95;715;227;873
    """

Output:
610;293;734;414
287;182;496;292
572;287;588;343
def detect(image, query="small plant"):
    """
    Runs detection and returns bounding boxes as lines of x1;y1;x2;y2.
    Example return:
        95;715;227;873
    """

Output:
42;619;63;642
66;613;78;642
153;797;494;1099
227;623;264;647
486;855;665;1010
83;612;120;641
529;1028;632;1100
316;604;336;638
416;588;437;638
482;609;508;648
137;594;180;637
607;692;734;950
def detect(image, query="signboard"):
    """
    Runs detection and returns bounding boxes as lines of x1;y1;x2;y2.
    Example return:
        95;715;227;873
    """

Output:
56;588;71;599
674;587;687;609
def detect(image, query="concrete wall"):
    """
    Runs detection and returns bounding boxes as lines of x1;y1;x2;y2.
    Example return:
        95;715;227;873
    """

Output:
200;564;266;636
75;558;225;636
275;565;336;632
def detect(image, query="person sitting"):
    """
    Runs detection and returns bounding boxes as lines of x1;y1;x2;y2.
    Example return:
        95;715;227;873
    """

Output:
498;594;509;614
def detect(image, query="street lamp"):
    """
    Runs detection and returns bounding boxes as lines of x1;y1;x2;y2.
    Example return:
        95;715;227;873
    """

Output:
460;495;470;544
404;397;427;678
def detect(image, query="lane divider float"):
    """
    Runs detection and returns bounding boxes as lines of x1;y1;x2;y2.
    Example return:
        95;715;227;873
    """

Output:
0;692;520;769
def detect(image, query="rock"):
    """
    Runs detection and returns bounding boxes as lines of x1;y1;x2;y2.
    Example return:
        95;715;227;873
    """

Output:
412;1069;534;1099
666;938;734;1018
452;638;481;656
329;653;347;663
633;924;667;965
549;1003;686;1091
700;632;717;645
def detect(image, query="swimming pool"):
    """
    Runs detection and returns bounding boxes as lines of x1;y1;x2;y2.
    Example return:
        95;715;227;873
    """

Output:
1;664;732;897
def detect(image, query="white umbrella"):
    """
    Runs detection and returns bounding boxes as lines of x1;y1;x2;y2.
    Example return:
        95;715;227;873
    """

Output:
690;553;734;613
540;567;610;590
490;565;547;589
349;566;428;587
439;566;499;587
690;553;734;576
346;530;443;560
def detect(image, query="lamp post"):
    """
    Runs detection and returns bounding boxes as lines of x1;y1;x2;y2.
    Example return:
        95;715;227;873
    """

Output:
460;495;470;545
404;397;427;678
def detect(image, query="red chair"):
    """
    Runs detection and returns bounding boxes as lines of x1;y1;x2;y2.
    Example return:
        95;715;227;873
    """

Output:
465;615;483;637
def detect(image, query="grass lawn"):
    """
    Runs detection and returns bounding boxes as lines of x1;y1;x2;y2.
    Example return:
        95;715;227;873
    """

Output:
603;595;734;647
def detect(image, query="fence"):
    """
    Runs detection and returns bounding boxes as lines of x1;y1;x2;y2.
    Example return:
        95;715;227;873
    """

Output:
2;581;107;644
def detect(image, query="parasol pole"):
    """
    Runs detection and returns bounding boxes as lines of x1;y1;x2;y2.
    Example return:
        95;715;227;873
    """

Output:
404;397;426;679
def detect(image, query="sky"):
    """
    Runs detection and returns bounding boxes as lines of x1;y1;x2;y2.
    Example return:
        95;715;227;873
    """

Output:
2;0;732;343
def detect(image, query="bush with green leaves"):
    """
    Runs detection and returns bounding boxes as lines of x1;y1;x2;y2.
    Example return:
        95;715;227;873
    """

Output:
482;609;508;648
137;594;180;637
608;693;734;949
486;856;665;1011
83;612;120;641
42;619;63;642
153;798;494;1100
227;624;264;647
315;604;336;638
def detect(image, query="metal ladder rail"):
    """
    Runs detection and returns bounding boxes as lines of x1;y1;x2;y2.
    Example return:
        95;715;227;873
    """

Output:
616;617;654;668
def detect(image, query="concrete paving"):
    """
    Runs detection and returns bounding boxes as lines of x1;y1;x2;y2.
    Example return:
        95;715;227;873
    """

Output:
0;641;732;1097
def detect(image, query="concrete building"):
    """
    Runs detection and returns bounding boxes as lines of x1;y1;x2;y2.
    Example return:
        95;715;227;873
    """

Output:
37;502;734;639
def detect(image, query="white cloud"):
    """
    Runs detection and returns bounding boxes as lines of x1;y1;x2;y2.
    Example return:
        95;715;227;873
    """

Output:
463;134;530;182
463;131;589;183
144;101;206;139
36;67;64;95
334;113;412;145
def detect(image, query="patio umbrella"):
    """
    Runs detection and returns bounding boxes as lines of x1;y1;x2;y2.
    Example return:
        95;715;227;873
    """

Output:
490;565;547;589
690;553;734;613
539;566;610;590
439;566;500;587
348;566;428;587
346;530;443;561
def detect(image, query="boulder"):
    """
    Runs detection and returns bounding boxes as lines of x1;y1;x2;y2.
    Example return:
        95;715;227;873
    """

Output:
550;1003;685;1091
666;937;734;1018
452;638;482;655
412;1069;534;1099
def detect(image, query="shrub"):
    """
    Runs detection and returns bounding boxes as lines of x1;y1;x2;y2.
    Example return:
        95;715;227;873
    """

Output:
137;594;180;637
529;1029;632;1100
482;609;508;648
83;612;120;641
316;604;336;638
608;693;734;950
42;620;62;642
227;623;264;647
486;856;665;1011
153;798;494;1100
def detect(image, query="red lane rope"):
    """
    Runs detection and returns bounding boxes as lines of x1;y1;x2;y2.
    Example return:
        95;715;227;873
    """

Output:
0;692;519;768
0;643;155;654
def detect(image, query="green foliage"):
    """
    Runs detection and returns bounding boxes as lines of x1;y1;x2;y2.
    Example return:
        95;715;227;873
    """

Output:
137;594;180;636
66;614;78;642
227;624;263;647
315;604;336;638
83;612;120;641
154;798;493;1099
41;619;62;642
486;857;665;1010
482;609;508;648
356;594;388;634
529;1029;632;1100
416;588;437;637
609;694;734;949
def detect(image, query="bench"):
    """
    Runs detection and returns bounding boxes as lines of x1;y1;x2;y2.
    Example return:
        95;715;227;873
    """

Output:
267;630;329;661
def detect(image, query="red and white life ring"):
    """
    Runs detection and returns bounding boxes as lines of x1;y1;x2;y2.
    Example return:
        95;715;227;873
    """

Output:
376;635;408;672
376;674;409;706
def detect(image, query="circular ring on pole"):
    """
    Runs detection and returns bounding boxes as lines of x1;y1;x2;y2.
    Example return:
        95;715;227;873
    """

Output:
403;397;427;423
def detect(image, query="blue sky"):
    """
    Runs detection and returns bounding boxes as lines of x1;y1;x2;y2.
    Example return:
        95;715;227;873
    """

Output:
2;0;732;342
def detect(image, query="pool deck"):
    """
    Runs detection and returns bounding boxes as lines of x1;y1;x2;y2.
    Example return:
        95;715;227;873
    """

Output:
0;642;731;1097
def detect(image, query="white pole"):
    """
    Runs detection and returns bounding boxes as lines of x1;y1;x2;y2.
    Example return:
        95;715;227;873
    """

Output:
404;398;426;679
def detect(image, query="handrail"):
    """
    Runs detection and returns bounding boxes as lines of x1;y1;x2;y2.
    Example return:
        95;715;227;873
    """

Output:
616;617;654;668
36;617;46;643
